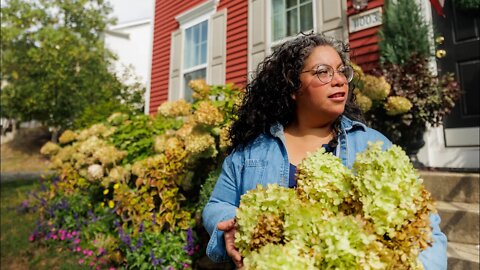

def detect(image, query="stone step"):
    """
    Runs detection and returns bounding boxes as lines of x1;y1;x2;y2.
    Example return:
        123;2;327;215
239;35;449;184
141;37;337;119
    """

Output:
436;201;479;245
419;171;479;203
447;242;479;270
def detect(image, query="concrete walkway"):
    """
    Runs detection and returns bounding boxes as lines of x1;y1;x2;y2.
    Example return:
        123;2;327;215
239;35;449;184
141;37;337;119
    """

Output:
0;171;55;182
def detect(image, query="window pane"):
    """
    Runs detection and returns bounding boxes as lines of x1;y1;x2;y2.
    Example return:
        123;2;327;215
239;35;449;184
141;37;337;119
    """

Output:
286;9;298;36
201;20;208;42
272;13;285;41
184;28;193;68
183;68;206;102
272;0;284;14
300;2;313;32
193;24;200;47
300;0;310;3
200;43;207;64
184;20;208;69
286;0;297;8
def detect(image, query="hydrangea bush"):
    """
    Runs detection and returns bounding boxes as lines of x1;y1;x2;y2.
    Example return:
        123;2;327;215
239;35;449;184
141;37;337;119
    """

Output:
32;80;243;269
236;141;434;269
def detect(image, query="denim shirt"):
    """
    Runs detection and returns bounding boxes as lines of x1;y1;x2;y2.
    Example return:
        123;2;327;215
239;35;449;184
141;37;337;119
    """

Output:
202;116;447;269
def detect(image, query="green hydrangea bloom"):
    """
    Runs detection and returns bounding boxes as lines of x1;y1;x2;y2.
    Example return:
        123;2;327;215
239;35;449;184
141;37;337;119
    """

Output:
296;148;354;214
352;141;423;237
243;242;316;270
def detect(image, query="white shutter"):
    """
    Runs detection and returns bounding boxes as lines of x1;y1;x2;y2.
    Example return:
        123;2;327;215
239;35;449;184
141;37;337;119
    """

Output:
208;9;227;85
315;0;348;42
169;29;183;101
248;0;267;77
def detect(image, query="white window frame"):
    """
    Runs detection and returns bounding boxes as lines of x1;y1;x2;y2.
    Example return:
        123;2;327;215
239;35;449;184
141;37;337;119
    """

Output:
267;0;317;51
174;0;217;100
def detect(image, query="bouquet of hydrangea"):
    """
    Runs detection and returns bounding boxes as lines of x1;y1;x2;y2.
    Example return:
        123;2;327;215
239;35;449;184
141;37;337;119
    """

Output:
235;142;435;270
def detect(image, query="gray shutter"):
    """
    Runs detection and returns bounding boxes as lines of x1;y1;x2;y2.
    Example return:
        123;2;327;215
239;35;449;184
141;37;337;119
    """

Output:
208;9;227;85
315;0;348;42
248;0;267;77
169;29;182;100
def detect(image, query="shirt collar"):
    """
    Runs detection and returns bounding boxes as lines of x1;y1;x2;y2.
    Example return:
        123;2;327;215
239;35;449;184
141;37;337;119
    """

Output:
269;115;366;138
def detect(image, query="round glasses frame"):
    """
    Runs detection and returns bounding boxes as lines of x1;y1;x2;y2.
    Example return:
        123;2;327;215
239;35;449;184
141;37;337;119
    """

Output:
301;65;354;84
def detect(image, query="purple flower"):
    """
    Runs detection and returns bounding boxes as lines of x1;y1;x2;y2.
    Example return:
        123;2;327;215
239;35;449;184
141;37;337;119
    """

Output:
151;210;157;225
138;221;144;233
150;250;163;267
136;236;143;249
183;228;195;256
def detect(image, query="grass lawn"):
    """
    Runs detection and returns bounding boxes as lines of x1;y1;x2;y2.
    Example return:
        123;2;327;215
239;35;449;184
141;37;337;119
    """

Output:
0;179;89;270
1;127;51;173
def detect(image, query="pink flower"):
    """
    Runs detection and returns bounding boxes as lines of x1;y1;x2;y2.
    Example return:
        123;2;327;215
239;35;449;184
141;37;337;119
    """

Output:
74;238;80;244
90;262;95;267
78;259;84;264
72;231;77;236
76;247;82;252
66;233;72;239
60;235;65;241
52;235;58;240
183;263;190;268
83;249;88;255
109;268;116;270
87;250;94;256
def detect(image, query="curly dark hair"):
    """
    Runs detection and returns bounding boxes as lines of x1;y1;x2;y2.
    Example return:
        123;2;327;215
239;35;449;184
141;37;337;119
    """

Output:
228;33;363;153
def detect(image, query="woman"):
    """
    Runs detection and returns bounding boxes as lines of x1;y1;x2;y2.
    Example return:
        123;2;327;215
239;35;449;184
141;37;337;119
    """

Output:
202;33;447;269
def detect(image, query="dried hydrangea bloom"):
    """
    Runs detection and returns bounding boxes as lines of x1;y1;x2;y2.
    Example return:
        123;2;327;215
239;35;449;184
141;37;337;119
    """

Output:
78;136;106;156
93;145;127;166
235;184;300;257
362;75;391;101
188;79;210;100
77;123;110;141
219;125;231;151
157;99;192;117
384;96;413;116
154;135;184;154
193;101;224;126
184;132;217;158
87;164;104;180
131;159;147;178
175;118;196;138
40;141;60;156
351;63;365;82
354;88;373;113
107;166;130;182
58;130;77;144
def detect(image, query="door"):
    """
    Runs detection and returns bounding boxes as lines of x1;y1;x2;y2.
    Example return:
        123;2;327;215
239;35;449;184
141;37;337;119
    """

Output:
431;0;480;147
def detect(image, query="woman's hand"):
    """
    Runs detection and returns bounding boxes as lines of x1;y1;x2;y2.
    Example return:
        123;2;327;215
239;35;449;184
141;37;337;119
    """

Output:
217;218;243;268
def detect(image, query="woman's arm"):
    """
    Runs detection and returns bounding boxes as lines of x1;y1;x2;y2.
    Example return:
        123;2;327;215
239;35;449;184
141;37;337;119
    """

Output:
202;154;240;263
419;213;448;269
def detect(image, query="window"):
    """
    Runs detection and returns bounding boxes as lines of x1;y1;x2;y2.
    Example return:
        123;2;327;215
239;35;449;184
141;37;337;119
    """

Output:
271;0;313;42
183;20;208;102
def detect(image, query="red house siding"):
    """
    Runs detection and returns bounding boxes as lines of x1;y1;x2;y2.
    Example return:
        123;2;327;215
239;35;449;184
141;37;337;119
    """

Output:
149;0;248;114
347;0;384;73
218;0;248;87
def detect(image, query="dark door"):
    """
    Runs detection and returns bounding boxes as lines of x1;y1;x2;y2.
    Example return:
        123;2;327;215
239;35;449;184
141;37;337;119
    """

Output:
431;0;479;136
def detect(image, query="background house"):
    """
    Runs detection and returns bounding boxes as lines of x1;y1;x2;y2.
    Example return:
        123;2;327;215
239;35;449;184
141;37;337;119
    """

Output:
103;0;155;114
147;0;479;170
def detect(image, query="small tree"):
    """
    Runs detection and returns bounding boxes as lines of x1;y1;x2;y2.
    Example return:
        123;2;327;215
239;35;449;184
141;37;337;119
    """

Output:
378;0;432;65
0;0;144;141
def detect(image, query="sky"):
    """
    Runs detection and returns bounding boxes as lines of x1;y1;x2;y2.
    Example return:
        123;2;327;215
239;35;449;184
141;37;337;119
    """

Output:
108;0;154;24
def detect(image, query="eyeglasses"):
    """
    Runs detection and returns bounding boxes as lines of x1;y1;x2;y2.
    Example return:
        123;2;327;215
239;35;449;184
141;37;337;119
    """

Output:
301;64;354;84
